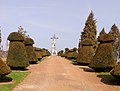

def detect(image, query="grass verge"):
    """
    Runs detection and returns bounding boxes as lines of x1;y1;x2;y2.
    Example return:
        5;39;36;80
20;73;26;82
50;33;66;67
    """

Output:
0;71;29;91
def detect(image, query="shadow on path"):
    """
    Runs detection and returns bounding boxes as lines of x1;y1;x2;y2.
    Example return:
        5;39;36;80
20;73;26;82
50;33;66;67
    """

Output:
97;74;120;86
0;76;12;83
79;66;95;72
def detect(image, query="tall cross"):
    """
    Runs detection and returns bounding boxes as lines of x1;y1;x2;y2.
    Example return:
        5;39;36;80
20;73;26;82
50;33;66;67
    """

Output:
51;34;58;55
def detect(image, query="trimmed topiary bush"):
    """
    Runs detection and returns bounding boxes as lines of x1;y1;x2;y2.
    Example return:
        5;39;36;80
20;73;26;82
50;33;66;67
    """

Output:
110;64;120;79
34;47;42;61
58;50;65;57
67;48;78;59
76;38;94;65
0;58;11;79
64;48;69;58
24;38;37;64
98;33;114;43
7;32;24;41
89;33;116;72
7;32;29;69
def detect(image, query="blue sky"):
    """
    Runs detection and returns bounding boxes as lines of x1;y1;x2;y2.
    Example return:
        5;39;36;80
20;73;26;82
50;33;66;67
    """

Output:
0;0;120;51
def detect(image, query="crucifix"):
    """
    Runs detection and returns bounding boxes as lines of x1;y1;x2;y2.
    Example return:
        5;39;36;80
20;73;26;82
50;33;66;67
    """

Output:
51;34;58;55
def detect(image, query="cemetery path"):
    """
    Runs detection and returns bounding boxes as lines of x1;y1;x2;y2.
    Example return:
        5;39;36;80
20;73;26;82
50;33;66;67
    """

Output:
12;56;120;91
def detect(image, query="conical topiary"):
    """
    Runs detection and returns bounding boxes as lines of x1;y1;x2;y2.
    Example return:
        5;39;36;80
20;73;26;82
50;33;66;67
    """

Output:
24;38;38;64
0;58;11;78
7;32;29;69
99;28;106;36
89;33;116;71
34;47;42;61
76;38;94;65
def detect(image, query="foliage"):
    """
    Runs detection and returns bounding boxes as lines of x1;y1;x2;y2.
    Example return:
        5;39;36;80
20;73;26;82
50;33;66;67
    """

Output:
25;45;38;63
64;48;69;58
109;24;120;60
34;47;42;60
0;71;29;91
76;39;94;65
7;32;24;41
39;48;51;57
58;50;65;57
67;49;78;59
80;11;97;48
89;42;116;72
24;38;34;45
6;41;29;69
99;28;106;35
98;33;114;43
0;59;11;79
110;63;120;79
80;38;93;46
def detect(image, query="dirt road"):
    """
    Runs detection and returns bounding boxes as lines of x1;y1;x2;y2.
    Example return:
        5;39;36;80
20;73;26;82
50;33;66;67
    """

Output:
12;56;120;91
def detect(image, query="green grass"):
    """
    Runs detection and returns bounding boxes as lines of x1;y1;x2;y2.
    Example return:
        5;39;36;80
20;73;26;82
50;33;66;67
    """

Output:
0;71;29;91
97;72;117;80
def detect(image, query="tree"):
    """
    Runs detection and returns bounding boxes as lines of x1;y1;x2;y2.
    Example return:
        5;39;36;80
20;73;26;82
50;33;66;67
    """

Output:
17;26;29;39
80;11;97;47
6;32;29;69
109;24;120;61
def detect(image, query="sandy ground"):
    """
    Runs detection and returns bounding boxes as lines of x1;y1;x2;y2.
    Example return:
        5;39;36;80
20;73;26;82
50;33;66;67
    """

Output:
12;56;120;91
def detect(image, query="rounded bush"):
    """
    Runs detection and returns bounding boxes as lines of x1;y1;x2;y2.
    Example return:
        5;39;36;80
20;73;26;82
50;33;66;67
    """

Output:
7;32;24;41
0;58;11;78
24;38;34;45
67;52;78;59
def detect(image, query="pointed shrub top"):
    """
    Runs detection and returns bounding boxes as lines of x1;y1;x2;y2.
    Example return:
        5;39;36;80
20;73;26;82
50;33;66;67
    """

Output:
99;28;106;35
7;32;24;41
80;38;93;46
98;33;114;43
24;38;34;45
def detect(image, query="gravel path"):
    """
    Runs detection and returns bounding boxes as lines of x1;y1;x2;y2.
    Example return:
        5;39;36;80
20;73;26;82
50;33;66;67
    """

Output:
12;56;120;91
